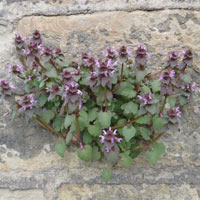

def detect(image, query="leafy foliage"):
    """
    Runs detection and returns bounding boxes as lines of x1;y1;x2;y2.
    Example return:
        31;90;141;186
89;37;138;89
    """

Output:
1;30;197;183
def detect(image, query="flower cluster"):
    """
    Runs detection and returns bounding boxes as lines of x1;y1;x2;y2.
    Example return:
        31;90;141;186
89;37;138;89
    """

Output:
168;51;179;68
31;30;42;45
62;70;74;85
42;48;53;63
138;93;153;105
81;52;96;69
18;94;37;111
167;107;181;124
160;70;175;96
46;84;61;101
62;82;83;113
15;34;25;50
99;127;122;152
118;45;131;61
8;64;24;74
94;59;117;89
0;80;15;96
182;50;193;67
102;47;118;60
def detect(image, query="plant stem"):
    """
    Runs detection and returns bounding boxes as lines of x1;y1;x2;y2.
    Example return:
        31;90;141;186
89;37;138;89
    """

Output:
130;132;164;152
104;86;108;111
23;56;30;70
35;58;47;71
112;114;145;129
160;95;167;113
146;66;168;79
33;115;79;145
112;63;124;93
120;63;124;82
33;115;63;137
75;115;81;143
50;58;60;73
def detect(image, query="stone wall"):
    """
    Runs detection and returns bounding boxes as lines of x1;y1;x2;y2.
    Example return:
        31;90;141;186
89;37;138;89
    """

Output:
0;0;200;199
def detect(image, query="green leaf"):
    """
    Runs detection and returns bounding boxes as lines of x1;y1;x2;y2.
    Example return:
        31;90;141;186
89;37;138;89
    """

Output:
65;132;72;145
83;131;92;144
139;127;150;140
88;108;98;122
142;85;151;93
168;96;176;108
46;81;54;88
104;145;120;164
11;111;16;122
121;102;138;115
136;70;146;82
136;115;151;124
179;96;188;106
181;73;191;83
102;168;112;183
88;122;102;137
117;82;136;98
39;80;45;88
98;111;112;129
151;80;161;93
92;146;101;161
38;95;48;107
153;116;164;131
45;68;59;79
25;83;31;93
78;110;89;131
120;153;132;167
55;139;67;158
145;104;157;115
53;116;64;131
77;145;92;162
122;126;136;142
64;114;75;129
69;122;76;134
42;110;55;123
146;143;165;165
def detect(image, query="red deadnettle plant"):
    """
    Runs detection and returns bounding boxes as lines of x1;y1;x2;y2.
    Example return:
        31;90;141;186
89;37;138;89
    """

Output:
0;31;197;182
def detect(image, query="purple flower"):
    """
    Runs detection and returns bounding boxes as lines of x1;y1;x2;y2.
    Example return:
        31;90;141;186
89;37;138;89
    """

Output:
46;84;61;101
135;44;148;66
119;46;131;61
8;64;24;74
15;34;25;49
138;93;153;105
55;48;63;56
160;70;175;85
81;52;96;69
0;80;15;96
99;127;122;152
182;50;193;67
62;82;83;113
167;107;181;124
32;30;42;45
62;70;74;85
89;71;98;88
19;94;37;111
181;82;196;92
102;47;118;60
168;51;179;68
25;42;40;66
42;48;53;62
95;59;116;89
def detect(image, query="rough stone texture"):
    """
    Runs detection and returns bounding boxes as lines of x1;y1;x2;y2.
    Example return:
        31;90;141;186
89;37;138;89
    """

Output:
0;0;200;200
0;189;45;200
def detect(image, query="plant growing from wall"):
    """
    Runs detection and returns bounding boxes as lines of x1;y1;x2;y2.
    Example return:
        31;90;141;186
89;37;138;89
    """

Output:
0;31;196;182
